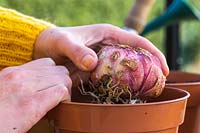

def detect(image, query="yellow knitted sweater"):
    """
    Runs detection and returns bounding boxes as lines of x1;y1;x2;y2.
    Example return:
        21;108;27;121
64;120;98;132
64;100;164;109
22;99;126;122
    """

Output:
0;7;54;70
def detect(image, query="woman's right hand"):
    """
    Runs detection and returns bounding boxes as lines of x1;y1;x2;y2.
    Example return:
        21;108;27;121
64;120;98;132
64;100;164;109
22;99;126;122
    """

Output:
0;58;71;133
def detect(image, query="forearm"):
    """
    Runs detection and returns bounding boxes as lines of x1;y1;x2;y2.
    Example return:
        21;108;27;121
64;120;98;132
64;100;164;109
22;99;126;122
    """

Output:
0;7;55;70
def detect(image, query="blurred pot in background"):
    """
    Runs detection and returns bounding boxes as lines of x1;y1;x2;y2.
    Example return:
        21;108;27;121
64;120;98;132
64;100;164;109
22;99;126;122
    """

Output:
166;71;200;133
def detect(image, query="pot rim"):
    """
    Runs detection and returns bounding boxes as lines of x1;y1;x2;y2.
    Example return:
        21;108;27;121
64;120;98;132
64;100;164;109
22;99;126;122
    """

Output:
170;70;200;75
166;82;200;86
64;87;190;107
166;70;200;86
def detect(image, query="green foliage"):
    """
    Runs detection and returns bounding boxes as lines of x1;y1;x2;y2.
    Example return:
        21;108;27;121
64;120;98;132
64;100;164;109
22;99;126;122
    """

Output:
0;0;165;50
1;0;133;27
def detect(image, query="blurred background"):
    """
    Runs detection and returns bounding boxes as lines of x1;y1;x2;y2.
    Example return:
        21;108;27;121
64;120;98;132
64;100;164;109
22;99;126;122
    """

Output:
0;0;199;73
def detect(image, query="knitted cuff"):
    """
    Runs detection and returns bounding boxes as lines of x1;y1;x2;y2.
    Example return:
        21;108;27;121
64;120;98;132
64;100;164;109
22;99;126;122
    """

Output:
0;7;55;69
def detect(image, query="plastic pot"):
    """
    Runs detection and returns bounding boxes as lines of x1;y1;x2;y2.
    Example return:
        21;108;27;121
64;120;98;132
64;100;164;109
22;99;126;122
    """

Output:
48;87;189;133
28;119;53;133
166;71;200;133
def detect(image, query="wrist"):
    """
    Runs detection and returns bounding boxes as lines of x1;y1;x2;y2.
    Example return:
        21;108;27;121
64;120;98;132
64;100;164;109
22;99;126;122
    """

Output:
33;27;53;59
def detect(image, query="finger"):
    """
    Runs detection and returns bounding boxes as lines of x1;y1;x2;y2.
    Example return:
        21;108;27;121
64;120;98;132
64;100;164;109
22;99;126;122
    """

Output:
0;84;70;133
31;66;71;92
33;84;71;118
15;66;71;93
32;65;70;77
103;26;169;76
56;33;98;71
21;58;56;68
20;84;71;131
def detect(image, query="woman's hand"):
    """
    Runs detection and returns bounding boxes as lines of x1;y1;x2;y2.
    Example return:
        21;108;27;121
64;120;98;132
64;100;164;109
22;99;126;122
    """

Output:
0;58;71;132
34;24;169;88
34;24;169;75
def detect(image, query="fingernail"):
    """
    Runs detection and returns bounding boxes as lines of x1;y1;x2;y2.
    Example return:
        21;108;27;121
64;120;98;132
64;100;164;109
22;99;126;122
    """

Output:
81;54;95;70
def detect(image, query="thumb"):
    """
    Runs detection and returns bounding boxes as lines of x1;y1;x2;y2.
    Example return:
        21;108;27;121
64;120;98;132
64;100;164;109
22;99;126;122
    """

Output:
58;36;98;71
78;47;98;71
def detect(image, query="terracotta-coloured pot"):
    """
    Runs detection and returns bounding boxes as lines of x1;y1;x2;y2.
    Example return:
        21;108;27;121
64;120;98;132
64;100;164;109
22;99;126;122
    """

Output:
28;119;53;133
166;71;200;133
48;87;189;133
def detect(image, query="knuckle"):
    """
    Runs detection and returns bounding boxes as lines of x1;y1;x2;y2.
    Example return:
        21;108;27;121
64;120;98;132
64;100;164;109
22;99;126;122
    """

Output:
52;84;71;101
57;66;69;75
54;66;72;89
42;58;56;65
64;75;72;89
4;69;21;80
64;75;72;90
101;24;113;28
62;84;71;98
101;24;119;30
67;76;72;89
1;67;29;92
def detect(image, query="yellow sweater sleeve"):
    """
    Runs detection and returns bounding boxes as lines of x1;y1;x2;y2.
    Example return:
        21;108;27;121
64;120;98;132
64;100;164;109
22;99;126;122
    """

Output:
0;7;55;70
